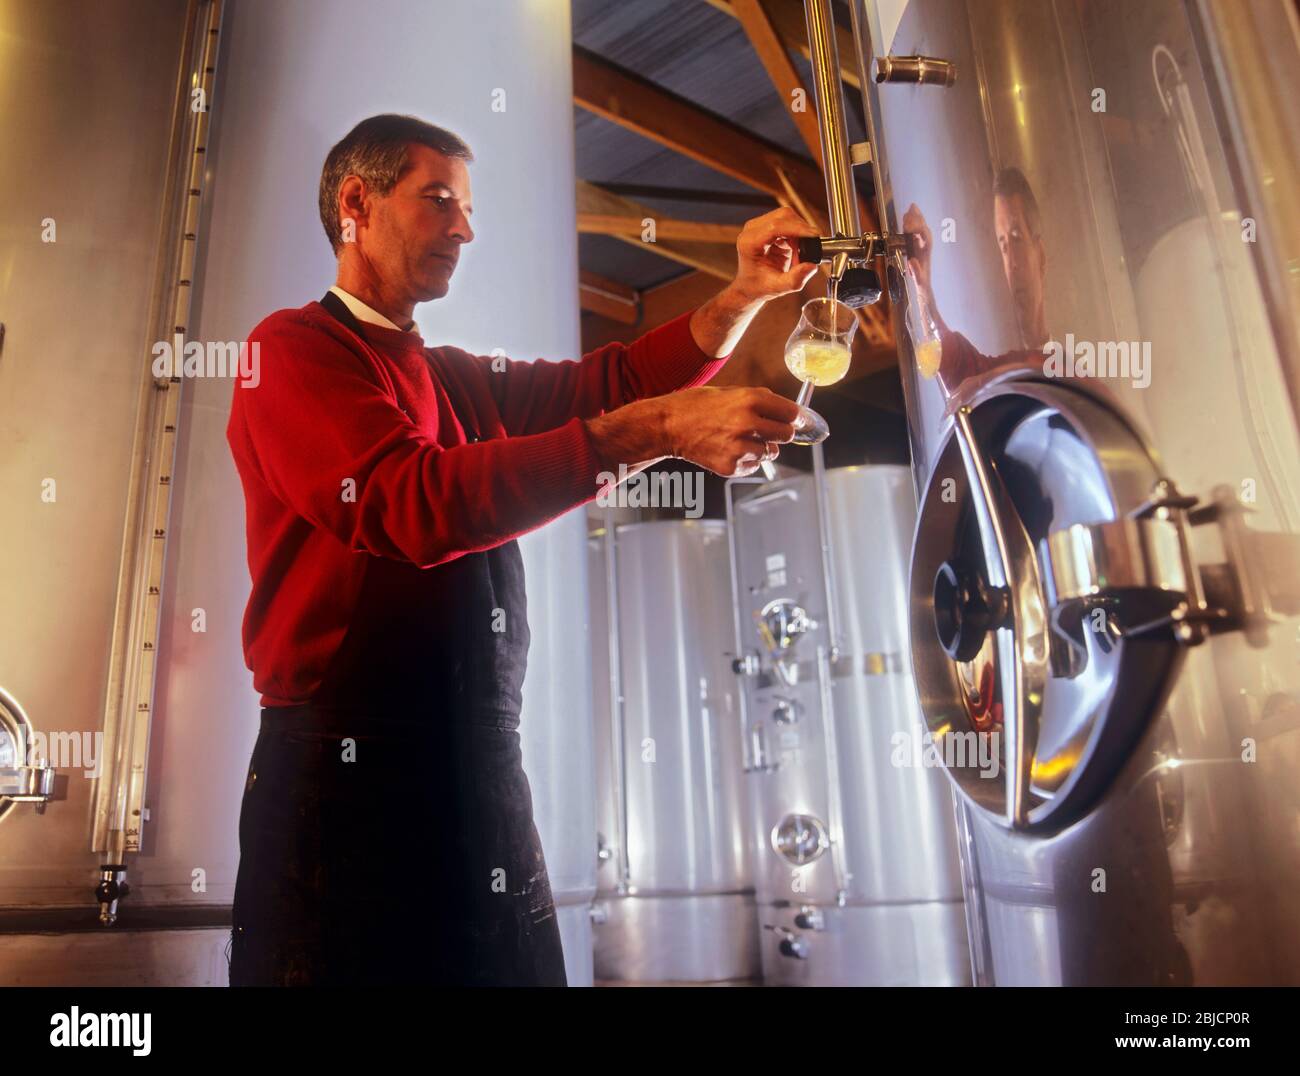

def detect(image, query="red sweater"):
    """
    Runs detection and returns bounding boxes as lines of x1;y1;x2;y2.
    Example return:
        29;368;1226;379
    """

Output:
227;300;729;706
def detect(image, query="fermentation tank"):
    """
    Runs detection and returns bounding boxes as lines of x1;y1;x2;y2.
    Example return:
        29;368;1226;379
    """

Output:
728;461;970;986
850;0;1300;983
588;519;759;982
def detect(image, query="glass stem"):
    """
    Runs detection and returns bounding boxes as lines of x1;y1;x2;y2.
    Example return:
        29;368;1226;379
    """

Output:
796;381;814;408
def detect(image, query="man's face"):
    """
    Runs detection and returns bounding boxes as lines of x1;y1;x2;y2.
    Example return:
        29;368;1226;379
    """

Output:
993;193;1045;340
359;144;474;304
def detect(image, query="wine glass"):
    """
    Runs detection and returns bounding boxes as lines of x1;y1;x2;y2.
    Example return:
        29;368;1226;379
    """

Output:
783;296;857;444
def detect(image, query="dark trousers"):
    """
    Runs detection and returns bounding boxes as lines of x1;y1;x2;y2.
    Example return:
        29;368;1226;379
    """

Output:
228;705;568;986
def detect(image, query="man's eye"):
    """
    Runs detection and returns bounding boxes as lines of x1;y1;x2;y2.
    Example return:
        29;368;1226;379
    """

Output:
425;195;446;206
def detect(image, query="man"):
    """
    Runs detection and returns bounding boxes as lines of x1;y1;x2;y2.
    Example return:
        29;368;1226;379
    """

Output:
225;114;817;986
903;166;1050;399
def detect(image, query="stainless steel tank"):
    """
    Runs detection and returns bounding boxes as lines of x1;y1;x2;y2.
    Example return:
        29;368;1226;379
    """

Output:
728;460;970;986
0;0;233;983
851;0;1300;984
588;518;759;982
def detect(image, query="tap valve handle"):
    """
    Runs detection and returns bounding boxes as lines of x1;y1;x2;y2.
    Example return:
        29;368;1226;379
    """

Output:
797;236;823;265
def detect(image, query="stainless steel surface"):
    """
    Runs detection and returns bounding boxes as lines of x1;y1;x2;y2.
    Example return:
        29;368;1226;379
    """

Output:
95;0;223;865
516;517;600;986
588;519;759;982
757;899;969;986
0;0;197;905
730;465;969;986
861;0;1300;984
591;894;758;983
1192;0;1300;429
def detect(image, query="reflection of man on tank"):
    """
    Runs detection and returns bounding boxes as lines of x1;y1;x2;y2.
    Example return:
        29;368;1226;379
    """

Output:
903;166;1051;399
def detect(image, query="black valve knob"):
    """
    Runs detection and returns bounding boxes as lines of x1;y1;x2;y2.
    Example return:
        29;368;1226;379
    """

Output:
835;267;882;308
796;236;823;265
933;560;1010;662
95;877;130;903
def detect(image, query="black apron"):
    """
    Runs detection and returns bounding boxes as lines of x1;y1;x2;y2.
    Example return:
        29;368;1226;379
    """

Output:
228;292;567;986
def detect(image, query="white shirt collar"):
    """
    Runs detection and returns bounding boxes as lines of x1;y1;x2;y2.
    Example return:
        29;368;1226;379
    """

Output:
328;285;414;332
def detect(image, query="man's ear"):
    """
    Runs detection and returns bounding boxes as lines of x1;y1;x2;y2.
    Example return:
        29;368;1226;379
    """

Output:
338;174;370;237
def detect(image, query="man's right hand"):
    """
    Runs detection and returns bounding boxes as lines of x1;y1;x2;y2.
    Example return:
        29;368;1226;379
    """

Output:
584;386;801;479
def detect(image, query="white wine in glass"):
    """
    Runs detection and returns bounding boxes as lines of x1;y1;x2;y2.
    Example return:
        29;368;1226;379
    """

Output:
783;296;857;444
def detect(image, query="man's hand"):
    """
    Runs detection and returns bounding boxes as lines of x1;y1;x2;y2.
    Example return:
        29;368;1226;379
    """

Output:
584;386;801;480
902;203;933;294
902;202;949;336
731;206;822;305
689;207;822;358
663;386;802;476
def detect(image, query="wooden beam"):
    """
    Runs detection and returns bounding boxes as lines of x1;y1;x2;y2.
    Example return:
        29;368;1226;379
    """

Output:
572;45;828;212
731;0;825;166
577;181;736;280
579;270;640;325
578;213;741;245
704;0;863;90
598;182;777;208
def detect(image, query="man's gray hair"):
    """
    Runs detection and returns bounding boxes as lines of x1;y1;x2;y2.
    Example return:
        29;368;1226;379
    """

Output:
318;114;474;254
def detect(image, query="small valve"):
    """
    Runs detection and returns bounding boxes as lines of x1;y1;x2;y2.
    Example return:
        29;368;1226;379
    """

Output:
96;864;130;926
772;697;801;725
764;922;811;960
794;905;825;931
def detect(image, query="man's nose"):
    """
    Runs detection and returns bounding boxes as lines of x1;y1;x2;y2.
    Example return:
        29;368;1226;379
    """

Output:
451;212;474;244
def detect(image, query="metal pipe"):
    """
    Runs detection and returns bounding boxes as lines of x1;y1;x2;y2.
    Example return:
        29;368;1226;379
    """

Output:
601;518;632;893
875;55;956;86
845;0;895;264
814;644;850;904
725;475;768;773
810;444;849;904
810;444;842;660
803;0;861;243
